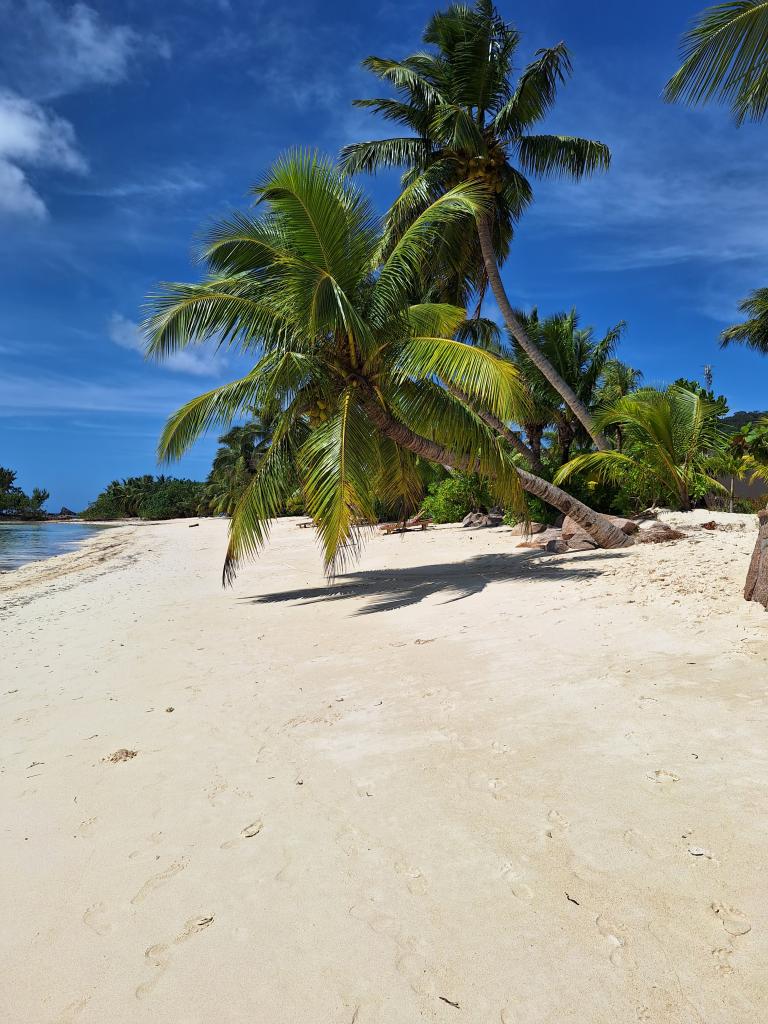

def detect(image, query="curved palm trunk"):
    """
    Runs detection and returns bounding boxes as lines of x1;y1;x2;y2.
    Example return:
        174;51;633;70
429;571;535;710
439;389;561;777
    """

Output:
360;390;631;549
475;214;610;452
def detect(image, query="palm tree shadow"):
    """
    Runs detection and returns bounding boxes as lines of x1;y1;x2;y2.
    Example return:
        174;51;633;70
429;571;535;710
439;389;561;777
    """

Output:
239;550;628;615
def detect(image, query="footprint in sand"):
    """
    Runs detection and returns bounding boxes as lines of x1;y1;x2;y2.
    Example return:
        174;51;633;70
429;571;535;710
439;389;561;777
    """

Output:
396;951;435;997
647;769;679;785
53;996;90;1023
135;915;214;999
500;1009;516;1024
220;820;264;849
545;810;569;839
349;899;401;938
501;863;533;900
711;903;751;936
131;858;187;905
623;829;664;859
468;771;508;800
82;902;112;936
395;862;429;896
596;914;636;969
712;944;735;975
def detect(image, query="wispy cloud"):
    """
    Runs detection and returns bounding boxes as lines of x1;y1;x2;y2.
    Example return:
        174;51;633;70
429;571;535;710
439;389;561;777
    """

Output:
0;2;169;220
0;90;87;218
74;172;206;200
0;1;168;100
0;371;195;416
108;313;227;378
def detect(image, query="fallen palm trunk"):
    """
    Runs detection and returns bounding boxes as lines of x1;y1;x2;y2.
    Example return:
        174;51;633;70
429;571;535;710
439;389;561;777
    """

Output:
744;509;768;609
360;390;632;551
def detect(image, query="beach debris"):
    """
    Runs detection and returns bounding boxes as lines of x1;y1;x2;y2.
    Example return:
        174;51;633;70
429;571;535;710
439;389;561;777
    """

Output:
295;776;304;786
188;522;199;528
241;821;263;838
438;996;460;1009
701;521;718;531
688;846;713;858
105;748;138;763
647;769;679;784
27;761;44;769
564;892;581;905
635;524;686;544
165;707;175;713
414;637;437;645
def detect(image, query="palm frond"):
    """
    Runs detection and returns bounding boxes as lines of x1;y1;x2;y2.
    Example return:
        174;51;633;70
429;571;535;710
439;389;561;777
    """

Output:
721;287;768;351
664;1;768;123
298;390;378;573
493;43;572;135
516;135;611;180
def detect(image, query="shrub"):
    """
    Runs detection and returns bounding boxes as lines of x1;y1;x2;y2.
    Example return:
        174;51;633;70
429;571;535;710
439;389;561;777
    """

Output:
420;473;493;524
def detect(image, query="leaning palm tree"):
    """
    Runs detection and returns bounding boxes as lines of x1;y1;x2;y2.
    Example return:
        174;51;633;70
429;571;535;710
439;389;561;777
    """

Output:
341;0;611;449
144;152;629;580
554;386;728;512
665;1;768;124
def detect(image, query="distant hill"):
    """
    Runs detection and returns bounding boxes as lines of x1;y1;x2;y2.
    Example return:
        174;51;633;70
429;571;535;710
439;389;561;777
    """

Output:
720;411;768;432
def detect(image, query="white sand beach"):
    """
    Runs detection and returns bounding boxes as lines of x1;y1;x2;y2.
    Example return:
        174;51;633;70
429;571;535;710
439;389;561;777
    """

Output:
2;516;767;1023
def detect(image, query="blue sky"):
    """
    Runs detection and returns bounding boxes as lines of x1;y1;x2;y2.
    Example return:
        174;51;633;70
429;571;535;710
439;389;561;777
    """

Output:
2;0;767;510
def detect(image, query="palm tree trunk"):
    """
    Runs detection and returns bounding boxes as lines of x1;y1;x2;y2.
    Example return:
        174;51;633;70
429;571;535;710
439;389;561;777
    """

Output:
360;389;631;549
745;509;768;609
475;214;610;452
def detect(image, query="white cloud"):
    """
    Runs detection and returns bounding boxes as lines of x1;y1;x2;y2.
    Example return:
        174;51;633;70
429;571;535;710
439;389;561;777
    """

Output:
108;313;227;378
0;2;168;100
0;91;87;219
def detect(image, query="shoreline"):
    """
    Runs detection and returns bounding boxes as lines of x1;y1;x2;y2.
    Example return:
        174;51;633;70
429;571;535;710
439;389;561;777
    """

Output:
3;516;767;1022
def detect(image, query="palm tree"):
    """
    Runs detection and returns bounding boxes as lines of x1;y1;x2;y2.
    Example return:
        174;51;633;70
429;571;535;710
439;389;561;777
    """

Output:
143;151;629;580
511;310;625;464
721;287;768;352
204;416;277;516
665;1;768;124
554;386;728;511
341;0;612;449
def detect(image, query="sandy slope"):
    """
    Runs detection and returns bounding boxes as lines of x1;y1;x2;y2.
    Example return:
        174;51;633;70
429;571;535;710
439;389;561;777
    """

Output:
1;515;767;1024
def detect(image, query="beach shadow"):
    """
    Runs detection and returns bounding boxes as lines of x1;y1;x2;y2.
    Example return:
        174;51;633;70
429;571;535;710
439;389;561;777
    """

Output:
239;549;627;615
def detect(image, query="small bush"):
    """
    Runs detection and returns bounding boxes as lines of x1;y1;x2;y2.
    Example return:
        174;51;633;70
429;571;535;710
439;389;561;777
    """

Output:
420;473;493;524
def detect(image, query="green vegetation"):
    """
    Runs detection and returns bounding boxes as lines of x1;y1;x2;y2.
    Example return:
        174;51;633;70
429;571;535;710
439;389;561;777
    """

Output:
82;476;206;521
0;467;49;520
665;1;768;124
554;386;729;512
343;0;611;447
132;0;768;602
421;473;494;524
201;416;279;517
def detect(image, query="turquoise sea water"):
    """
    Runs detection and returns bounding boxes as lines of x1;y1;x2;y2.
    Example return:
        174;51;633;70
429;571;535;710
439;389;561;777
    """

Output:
0;522;107;572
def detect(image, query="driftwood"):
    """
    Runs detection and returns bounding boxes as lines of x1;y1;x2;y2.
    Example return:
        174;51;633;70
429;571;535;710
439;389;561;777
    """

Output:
744;509;768;610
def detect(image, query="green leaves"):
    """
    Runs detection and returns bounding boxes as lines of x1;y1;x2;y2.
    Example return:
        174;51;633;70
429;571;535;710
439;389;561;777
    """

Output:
516;135;611;180
395;335;528;424
299;390;378;574
721;287;768;352
665;1;768;123
554;386;729;509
